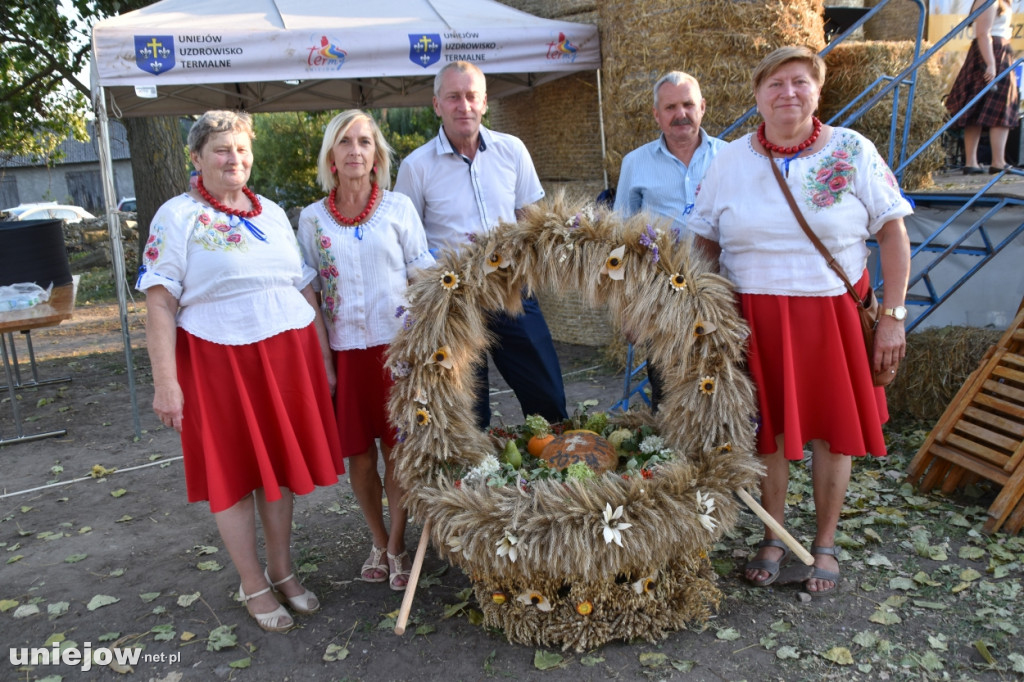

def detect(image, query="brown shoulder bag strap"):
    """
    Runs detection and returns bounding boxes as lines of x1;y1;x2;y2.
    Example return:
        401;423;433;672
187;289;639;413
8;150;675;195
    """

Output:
766;152;865;306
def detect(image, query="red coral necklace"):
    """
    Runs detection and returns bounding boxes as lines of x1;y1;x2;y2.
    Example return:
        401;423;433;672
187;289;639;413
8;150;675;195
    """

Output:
758;116;822;155
196;176;262;218
327;183;379;226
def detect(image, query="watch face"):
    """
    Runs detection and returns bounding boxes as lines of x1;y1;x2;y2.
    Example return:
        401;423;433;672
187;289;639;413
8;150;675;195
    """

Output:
892;306;907;321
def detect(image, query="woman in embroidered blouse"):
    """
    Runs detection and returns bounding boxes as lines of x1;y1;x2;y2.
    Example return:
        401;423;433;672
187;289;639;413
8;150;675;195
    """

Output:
690;46;912;596
138;110;343;633
298;110;434;592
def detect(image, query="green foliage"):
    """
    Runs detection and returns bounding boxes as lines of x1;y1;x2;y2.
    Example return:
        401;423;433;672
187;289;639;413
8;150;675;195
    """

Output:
0;0;137;162
249;111;334;210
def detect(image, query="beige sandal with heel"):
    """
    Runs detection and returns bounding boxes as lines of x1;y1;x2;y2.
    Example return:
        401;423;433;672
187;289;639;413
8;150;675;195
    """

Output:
265;568;320;614
239;583;294;633
360;545;389;583
387;550;411;591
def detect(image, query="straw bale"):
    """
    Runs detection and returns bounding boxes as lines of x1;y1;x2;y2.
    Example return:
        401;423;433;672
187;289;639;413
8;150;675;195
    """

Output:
886;326;1002;422
599;0;825;187
497;0;597;23
863;0;923;42
820;41;946;190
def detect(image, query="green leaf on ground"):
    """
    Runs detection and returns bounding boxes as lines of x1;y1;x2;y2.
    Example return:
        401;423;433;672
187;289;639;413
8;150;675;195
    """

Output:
87;595;119;611
865;553;894;568
776;646;800;659
151;624;175;641
927;634;948;651
671;660;695;672
207;624;237;651
323;644;349;661
229;657;251;669
64;553;87;563
639;652;667;667
852;630;878;648
1008;652;1024;673
139;592;160;603
918;651;944;671
580;655;604;666
911;600;947;610
0;599;19;612
196;560;222;571
770;619;792;632
960;568;982;582
442;600;469;619
110;489;127;498
414;624;436;636
193;545;218;555
869;608;901;625
534;650;564;670
177;593;201;607
959;546;986;560
822;647;854;665
47;602;69;617
912;571;940;586
889;577;915;590
716;627;741;641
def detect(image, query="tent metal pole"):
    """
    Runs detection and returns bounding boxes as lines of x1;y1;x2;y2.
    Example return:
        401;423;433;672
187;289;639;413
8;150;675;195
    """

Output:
93;86;142;438
596;68;609;191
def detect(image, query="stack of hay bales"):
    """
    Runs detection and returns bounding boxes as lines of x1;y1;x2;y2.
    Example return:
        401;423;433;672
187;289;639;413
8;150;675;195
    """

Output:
887;326;1002;422
599;0;826;187
820;41;947;190
863;0;923;42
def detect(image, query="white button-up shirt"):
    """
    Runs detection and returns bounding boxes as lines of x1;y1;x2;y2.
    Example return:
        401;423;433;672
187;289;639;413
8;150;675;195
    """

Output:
394;125;545;252
614;128;726;237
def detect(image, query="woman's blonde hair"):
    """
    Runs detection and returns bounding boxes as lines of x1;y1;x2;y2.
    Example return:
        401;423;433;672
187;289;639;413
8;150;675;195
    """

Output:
316;110;394;193
752;46;826;93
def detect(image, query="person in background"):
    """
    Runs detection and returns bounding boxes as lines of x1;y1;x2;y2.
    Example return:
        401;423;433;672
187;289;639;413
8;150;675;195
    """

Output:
394;60;568;430
946;0;1019;174
614;71;725;411
298;110;435;592
690;46;912;596
139;110;343;633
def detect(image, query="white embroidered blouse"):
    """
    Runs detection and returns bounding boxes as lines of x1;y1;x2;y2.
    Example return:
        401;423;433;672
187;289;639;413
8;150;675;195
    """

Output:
297;190;434;351
136;193;317;345
689;128;913;297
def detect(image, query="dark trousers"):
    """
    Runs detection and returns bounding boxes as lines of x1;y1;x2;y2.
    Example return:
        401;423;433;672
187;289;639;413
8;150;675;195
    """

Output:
647;359;665;413
473;295;568;429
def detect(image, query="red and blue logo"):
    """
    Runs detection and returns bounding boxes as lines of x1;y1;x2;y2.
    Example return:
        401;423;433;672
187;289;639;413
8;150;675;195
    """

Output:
409;34;441;69
307;35;347;71
135;36;175;75
546;32;579;63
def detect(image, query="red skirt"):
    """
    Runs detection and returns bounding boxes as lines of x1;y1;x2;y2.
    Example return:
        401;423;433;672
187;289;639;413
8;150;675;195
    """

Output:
177;325;344;512
333;345;397;457
740;272;888;460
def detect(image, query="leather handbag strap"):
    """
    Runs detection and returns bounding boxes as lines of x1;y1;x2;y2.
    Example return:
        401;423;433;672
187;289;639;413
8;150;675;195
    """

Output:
767;153;864;306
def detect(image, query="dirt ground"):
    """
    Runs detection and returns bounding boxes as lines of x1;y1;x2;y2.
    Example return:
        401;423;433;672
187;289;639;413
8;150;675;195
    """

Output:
2;301;1023;681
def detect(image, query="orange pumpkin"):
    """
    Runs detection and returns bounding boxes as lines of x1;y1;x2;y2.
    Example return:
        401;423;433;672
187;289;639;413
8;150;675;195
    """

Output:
527;433;555;457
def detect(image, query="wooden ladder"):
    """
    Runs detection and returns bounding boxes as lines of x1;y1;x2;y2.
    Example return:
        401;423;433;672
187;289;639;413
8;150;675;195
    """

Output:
906;297;1024;534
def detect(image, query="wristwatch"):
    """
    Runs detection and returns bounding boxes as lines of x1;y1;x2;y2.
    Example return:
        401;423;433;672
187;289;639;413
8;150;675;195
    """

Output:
882;305;907;321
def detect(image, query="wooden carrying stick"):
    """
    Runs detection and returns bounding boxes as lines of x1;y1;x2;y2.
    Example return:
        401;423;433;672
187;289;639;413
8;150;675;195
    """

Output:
394;518;432;635
735;488;814;566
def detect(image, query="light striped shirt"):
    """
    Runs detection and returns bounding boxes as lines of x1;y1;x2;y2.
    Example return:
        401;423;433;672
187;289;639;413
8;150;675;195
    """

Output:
614;129;726;237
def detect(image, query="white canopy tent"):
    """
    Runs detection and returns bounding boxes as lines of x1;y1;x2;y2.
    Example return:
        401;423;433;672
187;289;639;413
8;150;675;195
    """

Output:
89;0;602;434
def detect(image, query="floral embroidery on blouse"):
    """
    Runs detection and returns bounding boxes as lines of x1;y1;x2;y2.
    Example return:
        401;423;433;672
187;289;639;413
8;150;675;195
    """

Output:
804;138;860;211
192;210;250;252
312;219;341;322
143;223;166;265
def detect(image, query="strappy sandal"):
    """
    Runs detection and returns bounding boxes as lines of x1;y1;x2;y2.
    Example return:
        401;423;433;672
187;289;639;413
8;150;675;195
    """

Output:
265;568;320;614
239;583;294;633
805;545;841;597
744;539;793;587
360;545;389;583
387;550;411;592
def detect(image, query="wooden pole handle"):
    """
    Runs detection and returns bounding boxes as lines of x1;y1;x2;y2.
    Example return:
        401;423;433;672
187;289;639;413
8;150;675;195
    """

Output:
394;519;432;635
735;488;814;566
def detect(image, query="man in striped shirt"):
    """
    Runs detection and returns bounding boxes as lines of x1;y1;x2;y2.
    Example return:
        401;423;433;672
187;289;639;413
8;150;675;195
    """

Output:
614;71;725;411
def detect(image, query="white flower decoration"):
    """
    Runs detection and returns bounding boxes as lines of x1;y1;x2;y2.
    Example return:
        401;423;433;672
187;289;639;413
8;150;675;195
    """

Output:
463;454;501;486
601;503;632;547
639;435;665;455
447;535;463;554
496;530;520;563
600;245;626;280
696;490;718;533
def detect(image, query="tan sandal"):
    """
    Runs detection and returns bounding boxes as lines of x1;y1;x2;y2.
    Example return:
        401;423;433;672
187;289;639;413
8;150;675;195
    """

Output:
265;568;320;614
387;550;411;592
239;583;293;633
360;545;388;583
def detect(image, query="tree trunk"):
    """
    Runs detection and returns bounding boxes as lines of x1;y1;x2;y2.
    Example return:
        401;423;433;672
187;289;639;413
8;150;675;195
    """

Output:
124;115;188;279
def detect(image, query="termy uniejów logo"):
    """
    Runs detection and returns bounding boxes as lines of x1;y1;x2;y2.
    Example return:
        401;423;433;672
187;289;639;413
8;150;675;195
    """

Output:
135;35;175;74
546;32;579;62
307;35;347;71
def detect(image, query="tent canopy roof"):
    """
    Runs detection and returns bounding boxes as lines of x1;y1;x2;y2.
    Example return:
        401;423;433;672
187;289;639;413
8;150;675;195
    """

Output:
90;0;600;116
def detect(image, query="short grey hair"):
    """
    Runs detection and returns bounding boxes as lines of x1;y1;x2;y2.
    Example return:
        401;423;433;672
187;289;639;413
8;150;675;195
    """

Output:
653;71;700;108
433;61;486;97
187;110;254;155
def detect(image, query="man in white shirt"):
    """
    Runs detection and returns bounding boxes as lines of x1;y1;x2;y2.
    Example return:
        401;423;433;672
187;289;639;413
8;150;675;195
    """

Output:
614;71;725;411
395;60;568;429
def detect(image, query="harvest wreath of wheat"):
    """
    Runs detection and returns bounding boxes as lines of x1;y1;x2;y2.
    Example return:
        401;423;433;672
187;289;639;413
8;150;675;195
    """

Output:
386;192;762;651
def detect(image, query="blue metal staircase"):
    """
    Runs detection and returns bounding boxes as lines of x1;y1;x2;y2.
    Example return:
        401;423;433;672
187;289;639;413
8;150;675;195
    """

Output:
616;0;1024;410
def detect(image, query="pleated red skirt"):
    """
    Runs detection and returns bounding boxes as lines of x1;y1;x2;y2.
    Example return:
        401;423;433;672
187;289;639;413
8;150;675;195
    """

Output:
333;345;397;457
176;325;344;512
741;272;888;460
